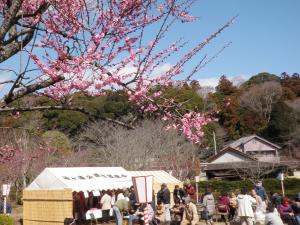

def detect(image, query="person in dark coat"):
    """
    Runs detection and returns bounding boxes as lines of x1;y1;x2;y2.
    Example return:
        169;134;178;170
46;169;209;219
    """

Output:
157;184;170;205
173;185;185;204
157;183;171;224
129;186;137;209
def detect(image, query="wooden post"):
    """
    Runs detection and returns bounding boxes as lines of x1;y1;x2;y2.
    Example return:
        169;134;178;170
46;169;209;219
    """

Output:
278;172;285;197
281;180;285;197
213;131;217;155
196;183;199;203
195;176;200;203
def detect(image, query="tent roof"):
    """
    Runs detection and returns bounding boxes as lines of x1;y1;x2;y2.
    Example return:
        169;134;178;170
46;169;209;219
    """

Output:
27;167;132;192
129;171;181;184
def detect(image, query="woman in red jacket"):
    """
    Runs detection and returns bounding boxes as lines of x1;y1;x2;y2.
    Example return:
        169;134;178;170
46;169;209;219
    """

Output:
184;182;196;202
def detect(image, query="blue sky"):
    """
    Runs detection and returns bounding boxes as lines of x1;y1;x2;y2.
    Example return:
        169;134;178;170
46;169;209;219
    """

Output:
166;0;300;86
0;0;299;90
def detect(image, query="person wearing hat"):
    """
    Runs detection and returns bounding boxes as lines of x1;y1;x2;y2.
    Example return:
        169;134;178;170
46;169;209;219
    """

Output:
180;196;199;225
157;183;171;224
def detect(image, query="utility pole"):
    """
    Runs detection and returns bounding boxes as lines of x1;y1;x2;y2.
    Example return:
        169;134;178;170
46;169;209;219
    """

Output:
213;131;217;155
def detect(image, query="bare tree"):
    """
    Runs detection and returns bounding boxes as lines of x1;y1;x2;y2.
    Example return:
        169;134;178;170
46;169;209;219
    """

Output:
0;127;57;204
230;161;284;184
76;120;200;180
240;81;282;124
158;147;201;181
197;86;215;99
0;127;100;203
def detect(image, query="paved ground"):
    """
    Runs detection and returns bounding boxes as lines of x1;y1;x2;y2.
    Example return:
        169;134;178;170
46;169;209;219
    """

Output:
11;205;227;225
11;204;23;225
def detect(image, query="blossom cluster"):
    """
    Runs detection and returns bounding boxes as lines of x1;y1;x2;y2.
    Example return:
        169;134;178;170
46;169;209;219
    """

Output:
180;112;217;144
1;0;233;143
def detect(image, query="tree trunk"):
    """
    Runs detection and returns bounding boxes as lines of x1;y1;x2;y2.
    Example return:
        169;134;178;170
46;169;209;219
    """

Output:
22;172;27;189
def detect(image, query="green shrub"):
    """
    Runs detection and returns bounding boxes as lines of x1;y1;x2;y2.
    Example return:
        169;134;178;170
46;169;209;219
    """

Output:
42;130;71;154
198;178;300;199
17;193;23;205
0;214;14;225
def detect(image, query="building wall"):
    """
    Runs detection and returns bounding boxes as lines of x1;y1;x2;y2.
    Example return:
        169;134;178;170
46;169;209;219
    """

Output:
289;170;300;179
243;139;276;152
255;155;280;162
210;152;249;163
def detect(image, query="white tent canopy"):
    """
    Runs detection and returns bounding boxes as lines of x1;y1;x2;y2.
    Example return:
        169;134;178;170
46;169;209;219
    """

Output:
27;167;133;192
129;171;181;184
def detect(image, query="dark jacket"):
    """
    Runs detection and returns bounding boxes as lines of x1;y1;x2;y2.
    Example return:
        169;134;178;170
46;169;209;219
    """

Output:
173;188;185;203
292;201;300;215
129;191;138;210
271;193;282;208
157;188;170;204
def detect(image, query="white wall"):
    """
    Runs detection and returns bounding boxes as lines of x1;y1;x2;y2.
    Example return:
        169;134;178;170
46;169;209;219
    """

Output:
244;139;275;152
289;171;300;179
256;155;280;162
211;152;249;163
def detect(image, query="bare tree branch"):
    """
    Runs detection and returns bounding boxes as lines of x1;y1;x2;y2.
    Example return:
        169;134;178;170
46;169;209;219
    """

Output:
3;75;65;105
0;80;15;85
240;81;282;124
231;161;279;184
75;120;198;180
0;28;34;63
0;0;24;41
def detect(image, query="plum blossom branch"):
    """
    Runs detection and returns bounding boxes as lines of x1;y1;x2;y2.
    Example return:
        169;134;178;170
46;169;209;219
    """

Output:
0;0;235;143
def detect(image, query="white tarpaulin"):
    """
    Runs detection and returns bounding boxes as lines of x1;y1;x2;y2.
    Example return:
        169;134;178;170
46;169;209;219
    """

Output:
129;171;181;184
27;167;132;192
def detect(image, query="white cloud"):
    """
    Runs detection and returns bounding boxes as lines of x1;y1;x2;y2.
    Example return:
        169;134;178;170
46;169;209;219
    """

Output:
198;74;250;88
231;74;249;87
118;63;172;79
151;63;172;77
0;71;14;96
198;77;220;87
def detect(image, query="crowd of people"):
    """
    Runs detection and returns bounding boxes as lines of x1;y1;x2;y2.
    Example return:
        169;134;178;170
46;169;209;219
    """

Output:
197;181;300;225
71;181;300;225
71;182;197;225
